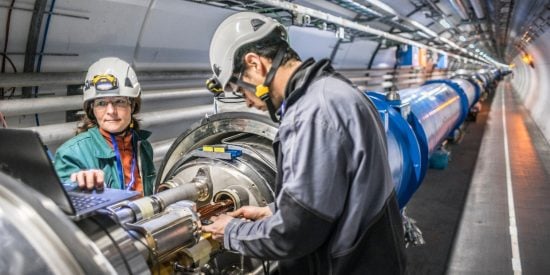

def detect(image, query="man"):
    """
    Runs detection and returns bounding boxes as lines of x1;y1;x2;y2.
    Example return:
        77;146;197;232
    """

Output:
55;57;156;195
203;12;406;274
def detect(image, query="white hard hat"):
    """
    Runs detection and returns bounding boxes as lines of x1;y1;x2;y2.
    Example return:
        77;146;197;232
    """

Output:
208;12;287;93
83;57;141;103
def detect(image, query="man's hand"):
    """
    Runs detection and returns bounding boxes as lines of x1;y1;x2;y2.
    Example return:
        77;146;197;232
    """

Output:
70;169;105;191
227;205;272;221
202;214;234;241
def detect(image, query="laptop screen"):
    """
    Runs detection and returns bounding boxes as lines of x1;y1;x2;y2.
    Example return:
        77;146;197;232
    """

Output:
0;129;74;214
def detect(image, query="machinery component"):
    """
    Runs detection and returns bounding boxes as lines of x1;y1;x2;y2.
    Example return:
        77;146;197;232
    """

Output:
402;208;425;248
113;167;213;224
76;200;204;274
0;171;117;274
213;186;250;210
368;72;489;206
369;82;465;207
77;213;150;274
0;113;280;275
0;72;500;273
125;201;201;264
197;199;235;220
157;112;278;210
149;112;279;274
368;94;423;208
429;147;452;169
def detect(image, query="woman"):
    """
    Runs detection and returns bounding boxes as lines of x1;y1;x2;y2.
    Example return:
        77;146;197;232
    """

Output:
55;57;156;196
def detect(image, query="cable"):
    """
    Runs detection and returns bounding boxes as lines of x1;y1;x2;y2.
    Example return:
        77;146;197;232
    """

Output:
1;0;16;99
0;53;17;73
0;53;18;99
101;208;161;273
1;0;15;73
33;0;57;126
90;216;133;274
7;87;16;99
117;217;161;273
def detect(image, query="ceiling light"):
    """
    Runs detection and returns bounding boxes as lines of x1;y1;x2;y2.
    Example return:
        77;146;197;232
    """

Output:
439;19;452;29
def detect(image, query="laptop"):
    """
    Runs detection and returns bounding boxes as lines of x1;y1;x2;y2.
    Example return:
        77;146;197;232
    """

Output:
0;128;140;220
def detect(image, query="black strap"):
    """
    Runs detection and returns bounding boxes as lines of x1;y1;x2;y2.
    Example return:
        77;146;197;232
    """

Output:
263;47;286;89
261;47;287;123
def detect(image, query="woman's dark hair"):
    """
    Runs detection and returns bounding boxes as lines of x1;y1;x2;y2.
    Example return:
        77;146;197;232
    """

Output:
233;26;301;74
77;97;141;134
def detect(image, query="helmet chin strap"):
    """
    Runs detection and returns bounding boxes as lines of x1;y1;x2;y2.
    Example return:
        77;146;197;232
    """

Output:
232;47;286;123
258;47;286;123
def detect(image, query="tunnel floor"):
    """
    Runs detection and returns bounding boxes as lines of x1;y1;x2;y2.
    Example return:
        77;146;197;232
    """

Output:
405;77;550;275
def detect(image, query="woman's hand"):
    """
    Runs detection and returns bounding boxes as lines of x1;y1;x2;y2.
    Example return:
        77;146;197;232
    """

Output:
70;169;104;191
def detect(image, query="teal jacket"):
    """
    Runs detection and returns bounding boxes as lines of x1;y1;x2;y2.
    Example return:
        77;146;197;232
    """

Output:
54;127;156;196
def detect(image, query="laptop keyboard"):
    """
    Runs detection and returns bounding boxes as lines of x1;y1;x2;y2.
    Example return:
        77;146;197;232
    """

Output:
69;193;110;212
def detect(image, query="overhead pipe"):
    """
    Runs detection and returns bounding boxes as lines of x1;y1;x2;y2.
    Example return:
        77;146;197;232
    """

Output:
0;89;211;117
253;0;491;65
468;0;485;19
362;0;440;38
447;0;469;20
26;104;213;145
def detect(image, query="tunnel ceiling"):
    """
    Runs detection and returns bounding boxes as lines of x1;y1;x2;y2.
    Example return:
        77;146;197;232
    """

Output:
506;0;550;62
187;0;548;66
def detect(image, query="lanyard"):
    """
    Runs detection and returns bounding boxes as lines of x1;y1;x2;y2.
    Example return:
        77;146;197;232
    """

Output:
110;132;137;190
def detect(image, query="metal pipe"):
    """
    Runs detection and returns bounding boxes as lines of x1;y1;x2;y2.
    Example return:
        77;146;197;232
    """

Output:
0;95;82;116
253;0;490;66
26;104;213;145
468;0;485;19
138;105;212;129
115;185;202;224
0;71;211;88
363;0;440;38
0;89;211;116
141;89;209;101
447;0;469;20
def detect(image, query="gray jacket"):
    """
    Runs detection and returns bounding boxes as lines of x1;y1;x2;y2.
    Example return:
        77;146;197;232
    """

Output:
224;59;406;274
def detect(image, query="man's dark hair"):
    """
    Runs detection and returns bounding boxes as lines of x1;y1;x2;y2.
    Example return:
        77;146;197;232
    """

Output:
233;26;301;74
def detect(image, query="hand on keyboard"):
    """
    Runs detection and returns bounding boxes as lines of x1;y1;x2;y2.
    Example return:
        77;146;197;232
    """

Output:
70;169;105;191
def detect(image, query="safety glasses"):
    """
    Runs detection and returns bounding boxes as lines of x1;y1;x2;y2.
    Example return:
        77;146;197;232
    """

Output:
228;68;257;98
93;97;131;110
